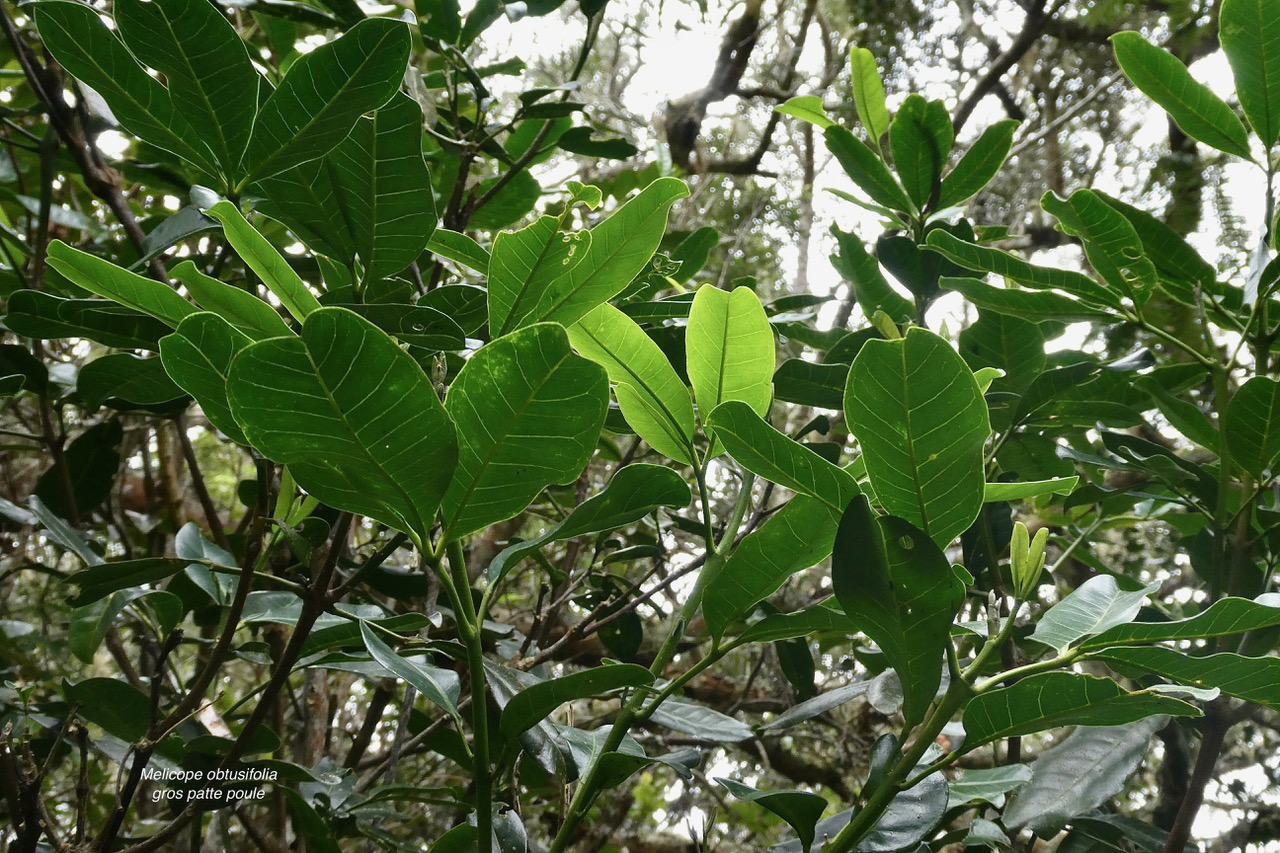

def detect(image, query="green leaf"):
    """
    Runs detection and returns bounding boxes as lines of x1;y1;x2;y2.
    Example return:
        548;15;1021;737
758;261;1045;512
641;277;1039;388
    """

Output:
848;46;890;142
773;359;848;410
958;310;1046;393
77;354;186;410
1092;647;1280;708
1030;575;1161;653
206;202;322;323
983;477;1078;503
227;306;458;535
65;557;193;606
1220;0;1280;146
889;94;953;210
941;277;1107;323
1094;192;1218;295
529;177;688;327
825;126;913;213
844;327;989;546
64;678;151;742
1225;375;1280;475
113;0;260;178
487;463;690;583
707;401;859;512
687;285;775;421
160;313;254;445
1111;31;1254;160
488;215;591;336
833;496;965;726
359;621;462;721
341;303;464;350
243;18;411;183
499;663;653;738
962;672;1200;747
946;765;1032;809
441;324;608;540
1041;189;1158;306
568;303;695;464
45;241;197;328
716;778;827;851
470;171;542;231
3;295;173;352
1082;595;1280;649
703;495;844;639
736;599;852;645
35;421;123;521
936;119;1019;210
830;226;915;324
172;261;291;340
428;228;491;275
32;1;218;176
647;698;753;743
1001;718;1167;833
928;232;1120;310
775;95;833;129
326;92;437;282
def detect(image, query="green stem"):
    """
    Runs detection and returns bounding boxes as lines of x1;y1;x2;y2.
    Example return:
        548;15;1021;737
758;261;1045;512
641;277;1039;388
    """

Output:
445;539;492;851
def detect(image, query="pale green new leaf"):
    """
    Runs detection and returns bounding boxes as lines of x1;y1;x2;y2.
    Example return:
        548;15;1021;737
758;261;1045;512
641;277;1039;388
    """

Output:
983;477;1078;503
1220;0;1280;146
441;324;608;540
159;313;253;445
207;202;322;323
243;18;411;183
707;401;859;512
687;285;775;419
849;46;890;141
774;95;833;129
1029;575;1161;653
489;215;591;336
113;0;260;177
171;261;291;340
45;241;197;329
963;672;1200;747
844;327;989;546
32;2;218;177
529;177;688;327
568;304;695;464
227;307;458;535
1111;31;1254;160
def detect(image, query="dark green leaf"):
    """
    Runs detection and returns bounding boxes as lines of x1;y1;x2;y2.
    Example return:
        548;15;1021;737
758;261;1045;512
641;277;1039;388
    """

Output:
717;778;827;851
160;313;254;444
1225;375;1280;475
488;215;591;336
946;765;1032;809
499;663;652;738
825;126;913;213
65;557;192;606
829;226;914;325
428;228;490;275
926;230;1119;308
889;95;953;209
937;119;1019;210
1220;0;1280;146
1082;595;1280;649
648;698;753;743
77;354;186;410
1092;646;1280;708
773;359;848;410
941;277;1106;323
359;620;461;720
64;678;150;741
35;421;123;521
1041;189;1157;306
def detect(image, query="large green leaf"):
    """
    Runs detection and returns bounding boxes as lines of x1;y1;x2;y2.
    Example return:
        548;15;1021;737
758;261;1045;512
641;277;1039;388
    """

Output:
1111;31;1254;160
647;698;754;743
825;126;913;213
487;463;690;583
1081;594;1280;649
64;678;151;742
1041;190;1157;306
703;494;843;639
716;778;827;852
321;93;437;282
941;277;1106;323
171;261;291;341
1029;575;1161;653
77;354;186;409
45;241;197;329
1093;647;1280;708
707;401;859;511
32;1;218;176
227;306;458;535
830;226;914;324
889;94;953;210
4;293;171;351
360;621;461;721
1001;718;1167;833
159;313;253;445
568;303;695;464
926;230;1119;308
844;326;989;546
207;202;322;323
772;359;848;410
1225;375;1280;475
488;215;591;336
936;119;1019;210
113;0;260;178
527;177;688;327
428;228;491;275
849;46;890;142
687;285;775;421
946;765;1033;809
833;496;965;726
65;557;195;606
963;672;1200;747
243;18;411;183
441;324;608;540
35;421;122;521
499;663;652;738
1220;0;1280;146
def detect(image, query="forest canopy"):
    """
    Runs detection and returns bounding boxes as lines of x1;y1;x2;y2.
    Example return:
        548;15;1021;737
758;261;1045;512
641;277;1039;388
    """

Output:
1;0;1279;851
